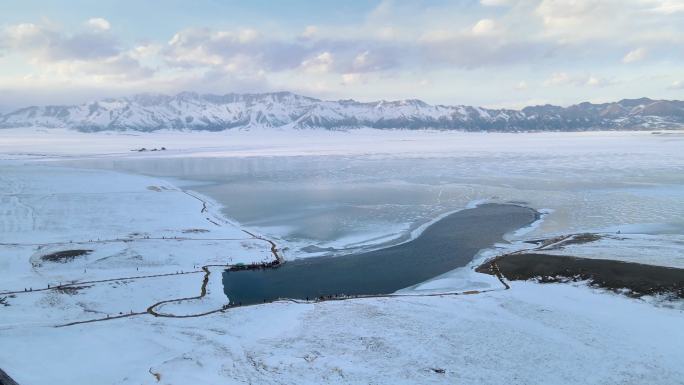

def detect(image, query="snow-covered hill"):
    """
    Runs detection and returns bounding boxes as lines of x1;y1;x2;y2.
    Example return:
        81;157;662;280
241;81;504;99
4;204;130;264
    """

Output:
1;92;683;131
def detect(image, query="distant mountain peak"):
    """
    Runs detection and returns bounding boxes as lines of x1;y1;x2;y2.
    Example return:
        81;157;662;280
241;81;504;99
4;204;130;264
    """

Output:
1;92;682;132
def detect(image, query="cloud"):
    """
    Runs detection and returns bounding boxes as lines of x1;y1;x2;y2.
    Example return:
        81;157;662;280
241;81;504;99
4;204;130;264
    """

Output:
0;0;682;106
130;43;161;60
5;1;675;88
623;47;647;63
585;76;613;87
668;80;684;89
348;49;398;72
301;25;319;39
164;27;310;73
543;72;572;86
2;21;120;61
0;19;154;87
90;54;154;79
86;18;111;31
534;0;684;46
60;53;154;81
238;28;259;43
471;19;498;36
300;52;334;73
2;23;53;51
353;51;370;69
647;0;684;14
514;81;528;90
162;26;404;77
536;0;601;33
543;72;614;87
55;32;120;60
341;72;362;85
480;0;512;6
420;36;551;69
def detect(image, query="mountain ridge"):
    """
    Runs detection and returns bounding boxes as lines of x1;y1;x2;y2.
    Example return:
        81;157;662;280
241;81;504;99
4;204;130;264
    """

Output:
1;91;683;132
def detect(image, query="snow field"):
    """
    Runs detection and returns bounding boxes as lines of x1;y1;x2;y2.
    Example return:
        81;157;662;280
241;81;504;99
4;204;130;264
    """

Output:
0;129;683;384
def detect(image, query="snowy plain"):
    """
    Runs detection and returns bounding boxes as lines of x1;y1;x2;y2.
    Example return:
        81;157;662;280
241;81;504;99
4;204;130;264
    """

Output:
0;127;683;384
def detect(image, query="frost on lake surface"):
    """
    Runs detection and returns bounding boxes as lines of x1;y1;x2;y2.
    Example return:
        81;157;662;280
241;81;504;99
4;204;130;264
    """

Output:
52;131;684;259
0;129;683;384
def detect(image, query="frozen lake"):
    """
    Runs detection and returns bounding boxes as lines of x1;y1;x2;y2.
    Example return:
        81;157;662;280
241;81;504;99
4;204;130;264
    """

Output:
56;156;521;255
56;149;684;259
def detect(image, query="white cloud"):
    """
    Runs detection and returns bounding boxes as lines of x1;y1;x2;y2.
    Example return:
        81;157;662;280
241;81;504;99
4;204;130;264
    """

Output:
164;27;276;72
130;44;160;60
471;19;498;35
300;52;334;73
480;0;512;6
544;72;614;87
1;21;121;61
534;0;633;43
341;73;361;85
514;81;528;90
585;76;612;87
646;0;684;14
1;0;683;106
376;26;397;40
3;23;53;51
586;76;602;87
73;53;154;81
86;18;111;31
238;29;259;43
0;20;156;89
543;72;572;86
353;51;370;68
536;0;599;29
534;0;684;46
6;23;43;40
419;29;455;42
623;47;647;63
301;25;319;39
667;80;684;89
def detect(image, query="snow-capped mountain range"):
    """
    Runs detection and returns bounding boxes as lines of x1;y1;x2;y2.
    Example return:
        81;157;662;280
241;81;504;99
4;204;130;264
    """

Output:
1;91;683;132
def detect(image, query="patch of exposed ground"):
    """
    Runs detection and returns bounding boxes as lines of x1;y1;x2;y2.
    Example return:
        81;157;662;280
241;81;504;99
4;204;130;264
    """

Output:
182;228;210;234
55;285;92;295
478;253;684;299
40;249;92;263
556;233;603;246
523;233;603;249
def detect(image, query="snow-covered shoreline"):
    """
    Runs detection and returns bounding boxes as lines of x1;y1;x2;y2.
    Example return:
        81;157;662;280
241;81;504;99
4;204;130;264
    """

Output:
1;127;682;159
1;129;683;385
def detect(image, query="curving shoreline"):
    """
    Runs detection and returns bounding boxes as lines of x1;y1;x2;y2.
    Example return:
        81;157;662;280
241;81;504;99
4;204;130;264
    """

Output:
477;252;684;299
222;203;539;305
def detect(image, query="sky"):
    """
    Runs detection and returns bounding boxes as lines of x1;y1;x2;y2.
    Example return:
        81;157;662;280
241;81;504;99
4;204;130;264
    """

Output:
0;0;683;110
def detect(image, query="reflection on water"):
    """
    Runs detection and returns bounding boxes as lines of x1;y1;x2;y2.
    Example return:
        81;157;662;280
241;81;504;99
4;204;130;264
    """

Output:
54;154;684;253
56;156;495;253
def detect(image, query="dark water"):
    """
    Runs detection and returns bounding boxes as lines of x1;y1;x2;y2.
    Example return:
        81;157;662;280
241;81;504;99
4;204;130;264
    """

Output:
222;204;537;305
